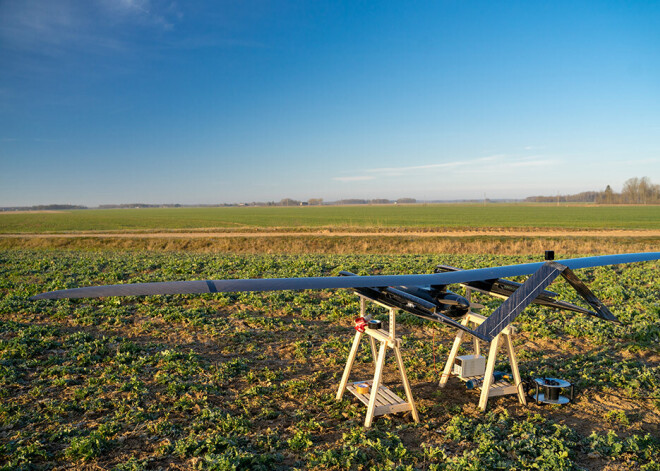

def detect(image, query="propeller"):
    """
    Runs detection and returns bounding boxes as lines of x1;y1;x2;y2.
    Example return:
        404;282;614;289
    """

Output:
436;293;484;310
440;297;485;310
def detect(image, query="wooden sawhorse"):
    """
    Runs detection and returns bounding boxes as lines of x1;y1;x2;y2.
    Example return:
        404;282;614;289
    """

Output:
440;312;527;410
336;297;420;427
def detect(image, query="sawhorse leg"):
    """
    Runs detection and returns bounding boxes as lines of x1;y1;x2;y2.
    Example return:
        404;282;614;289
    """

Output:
504;333;527;405
365;340;387;427
479;333;501;410
439;316;470;388
393;342;419;423
359;297;378;366
369;336;378;366
337;330;363;401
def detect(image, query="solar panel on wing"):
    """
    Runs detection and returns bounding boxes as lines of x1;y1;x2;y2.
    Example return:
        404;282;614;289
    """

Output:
473;262;565;341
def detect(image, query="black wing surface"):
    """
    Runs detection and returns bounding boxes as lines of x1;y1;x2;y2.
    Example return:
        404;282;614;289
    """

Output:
30;252;660;300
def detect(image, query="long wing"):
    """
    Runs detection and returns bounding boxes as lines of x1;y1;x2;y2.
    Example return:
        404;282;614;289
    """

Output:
30;252;660;300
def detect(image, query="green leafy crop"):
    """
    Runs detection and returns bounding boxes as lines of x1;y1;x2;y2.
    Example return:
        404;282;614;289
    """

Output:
0;250;658;469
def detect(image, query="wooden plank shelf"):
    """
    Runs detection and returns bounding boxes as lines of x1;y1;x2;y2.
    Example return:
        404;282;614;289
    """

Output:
457;375;519;397
347;381;413;416
486;381;518;397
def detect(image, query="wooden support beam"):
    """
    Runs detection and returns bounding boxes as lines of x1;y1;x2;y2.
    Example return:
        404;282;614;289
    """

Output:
394;342;419;423
439;315;470;388
337;330;362;401
504;333;527;406
365;340;388;428
478;333;501;410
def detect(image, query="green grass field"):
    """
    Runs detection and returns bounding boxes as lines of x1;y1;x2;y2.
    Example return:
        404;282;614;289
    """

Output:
2;251;659;469
2;204;660;233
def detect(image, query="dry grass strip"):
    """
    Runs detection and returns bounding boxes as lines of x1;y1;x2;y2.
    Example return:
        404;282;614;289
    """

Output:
2;234;657;255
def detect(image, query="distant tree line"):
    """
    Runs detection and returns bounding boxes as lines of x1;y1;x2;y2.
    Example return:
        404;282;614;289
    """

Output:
98;203;183;209
239;198;417;207
335;198;417;205
525;177;659;204
0;204;87;211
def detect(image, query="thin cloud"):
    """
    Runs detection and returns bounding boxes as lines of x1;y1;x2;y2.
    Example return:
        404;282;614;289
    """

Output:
368;161;467;174
610;157;659;165
459;156;558;175
0;0;181;57
333;176;376;182
333;154;557;182
33;138;65;143
475;154;506;162
117;0;150;14
334;159;473;181
0;1;79;55
108;0;180;30
507;158;556;168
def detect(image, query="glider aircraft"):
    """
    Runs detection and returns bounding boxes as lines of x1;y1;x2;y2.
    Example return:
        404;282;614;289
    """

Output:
31;252;660;342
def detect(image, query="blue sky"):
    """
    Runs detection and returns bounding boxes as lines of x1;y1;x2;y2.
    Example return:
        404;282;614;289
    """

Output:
1;0;659;206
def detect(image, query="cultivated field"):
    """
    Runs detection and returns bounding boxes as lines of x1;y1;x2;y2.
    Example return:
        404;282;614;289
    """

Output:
1;204;659;255
1;204;660;233
1;205;659;469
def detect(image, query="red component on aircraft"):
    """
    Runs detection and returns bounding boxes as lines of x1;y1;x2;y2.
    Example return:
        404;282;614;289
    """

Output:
354;317;367;332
